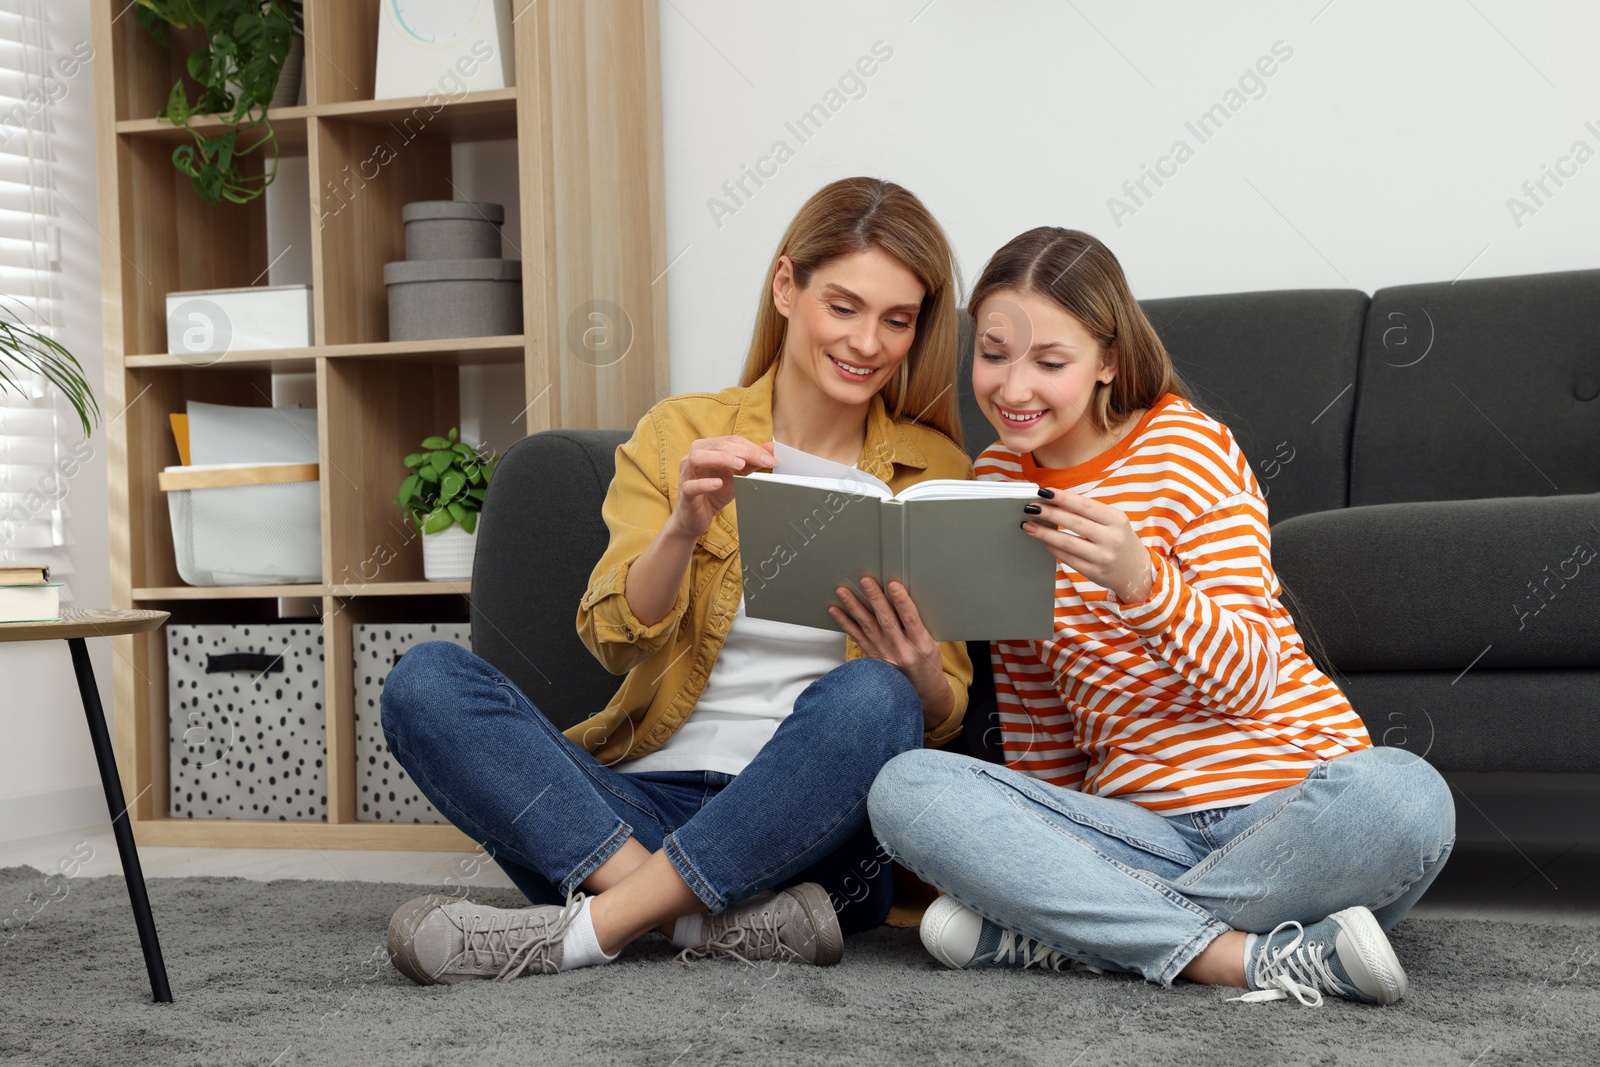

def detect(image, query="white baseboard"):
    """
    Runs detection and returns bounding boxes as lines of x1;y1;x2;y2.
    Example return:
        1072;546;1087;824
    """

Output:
0;783;111;846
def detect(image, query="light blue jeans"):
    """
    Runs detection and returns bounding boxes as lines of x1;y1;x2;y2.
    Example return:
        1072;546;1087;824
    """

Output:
867;745;1456;986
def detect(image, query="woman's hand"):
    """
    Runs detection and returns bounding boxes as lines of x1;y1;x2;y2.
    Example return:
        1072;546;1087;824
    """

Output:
1023;490;1156;604
667;435;776;540
829;577;953;725
624;435;773;628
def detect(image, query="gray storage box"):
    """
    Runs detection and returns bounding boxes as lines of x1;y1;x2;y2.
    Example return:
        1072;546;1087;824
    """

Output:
383;257;523;341
353;622;472;823
167;622;327;821
402;200;505;260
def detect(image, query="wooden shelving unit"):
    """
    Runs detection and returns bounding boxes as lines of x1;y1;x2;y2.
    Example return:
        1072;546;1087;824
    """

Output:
91;1;667;849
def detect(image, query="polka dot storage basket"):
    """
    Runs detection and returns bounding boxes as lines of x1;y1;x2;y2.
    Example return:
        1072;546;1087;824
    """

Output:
352;622;471;823
166;622;327;821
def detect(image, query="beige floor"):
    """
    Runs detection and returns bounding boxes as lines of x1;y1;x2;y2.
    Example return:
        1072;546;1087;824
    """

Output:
3;823;1598;928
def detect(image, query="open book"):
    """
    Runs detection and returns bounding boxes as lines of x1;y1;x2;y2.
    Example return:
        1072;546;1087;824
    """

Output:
731;444;1056;641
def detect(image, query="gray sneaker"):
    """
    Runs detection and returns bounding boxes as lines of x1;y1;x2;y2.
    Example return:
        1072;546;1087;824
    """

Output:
387;892;586;984
921;894;1105;973
677;882;843;967
1231;906;1408;1006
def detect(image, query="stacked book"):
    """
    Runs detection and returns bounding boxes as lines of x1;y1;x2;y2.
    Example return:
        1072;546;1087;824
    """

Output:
0;562;62;624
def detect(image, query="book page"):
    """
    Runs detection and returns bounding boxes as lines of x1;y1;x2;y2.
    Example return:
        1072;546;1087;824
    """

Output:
895;479;1041;501
771;441;893;497
741;471;892;500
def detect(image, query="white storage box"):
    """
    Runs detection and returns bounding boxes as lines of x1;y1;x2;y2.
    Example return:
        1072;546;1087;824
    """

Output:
159;462;322;586
166;284;313;355
167;622;327;821
353;622;472;823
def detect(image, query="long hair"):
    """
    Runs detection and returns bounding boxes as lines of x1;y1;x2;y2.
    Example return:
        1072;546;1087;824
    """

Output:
967;227;1197;439
971;228;1346;689
739;177;962;444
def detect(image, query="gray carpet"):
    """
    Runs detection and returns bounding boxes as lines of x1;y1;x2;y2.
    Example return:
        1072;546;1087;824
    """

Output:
2;864;1596;1066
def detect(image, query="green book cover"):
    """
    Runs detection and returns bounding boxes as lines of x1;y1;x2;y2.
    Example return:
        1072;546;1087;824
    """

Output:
732;474;1056;641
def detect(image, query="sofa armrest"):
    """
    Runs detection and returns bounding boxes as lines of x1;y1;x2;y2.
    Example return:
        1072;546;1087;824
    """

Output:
1270;492;1600;672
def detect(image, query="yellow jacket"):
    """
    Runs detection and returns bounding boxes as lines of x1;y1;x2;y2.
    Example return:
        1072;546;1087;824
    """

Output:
567;363;975;764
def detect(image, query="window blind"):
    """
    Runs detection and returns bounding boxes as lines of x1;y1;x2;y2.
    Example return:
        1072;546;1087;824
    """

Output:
0;0;77;602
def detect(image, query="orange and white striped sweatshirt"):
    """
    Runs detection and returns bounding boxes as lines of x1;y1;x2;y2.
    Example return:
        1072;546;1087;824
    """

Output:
975;392;1371;815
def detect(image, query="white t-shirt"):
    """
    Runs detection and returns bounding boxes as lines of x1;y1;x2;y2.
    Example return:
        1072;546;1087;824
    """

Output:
617;595;847;776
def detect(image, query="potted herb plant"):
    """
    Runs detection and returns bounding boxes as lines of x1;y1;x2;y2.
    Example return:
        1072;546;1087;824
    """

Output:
394;427;497;582
135;0;305;205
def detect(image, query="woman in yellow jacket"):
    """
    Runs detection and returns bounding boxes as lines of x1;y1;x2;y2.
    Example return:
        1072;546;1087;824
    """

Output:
381;177;975;983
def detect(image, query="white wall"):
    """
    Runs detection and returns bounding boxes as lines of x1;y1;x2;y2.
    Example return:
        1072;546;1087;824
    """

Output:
0;1;114;837
658;0;1600;394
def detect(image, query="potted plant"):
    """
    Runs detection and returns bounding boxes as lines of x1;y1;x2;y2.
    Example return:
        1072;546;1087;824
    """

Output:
0;298;100;437
135;0;304;205
394;427;497;582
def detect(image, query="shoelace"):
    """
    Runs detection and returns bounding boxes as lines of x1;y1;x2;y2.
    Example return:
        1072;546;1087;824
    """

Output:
992;929;1079;971
437;892;586;982
675;903;799;967
1228;919;1353;1006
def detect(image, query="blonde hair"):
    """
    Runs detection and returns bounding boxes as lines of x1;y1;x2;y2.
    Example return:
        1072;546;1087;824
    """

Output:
967;227;1198;439
739;177;962;445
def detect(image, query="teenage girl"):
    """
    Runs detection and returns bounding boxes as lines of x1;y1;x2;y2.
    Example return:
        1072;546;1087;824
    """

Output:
381;178;976;982
867;227;1456;1007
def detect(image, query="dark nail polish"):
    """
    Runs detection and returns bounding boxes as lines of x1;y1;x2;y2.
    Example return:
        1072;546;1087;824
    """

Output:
1023;503;1042;514
1020;521;1030;530
1037;487;1055;499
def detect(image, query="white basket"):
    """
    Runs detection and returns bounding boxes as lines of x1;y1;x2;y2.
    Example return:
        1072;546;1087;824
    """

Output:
160;462;322;586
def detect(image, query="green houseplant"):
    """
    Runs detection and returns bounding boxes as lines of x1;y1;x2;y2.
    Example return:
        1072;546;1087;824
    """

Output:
0;299;101;438
135;0;304;206
394;427;497;582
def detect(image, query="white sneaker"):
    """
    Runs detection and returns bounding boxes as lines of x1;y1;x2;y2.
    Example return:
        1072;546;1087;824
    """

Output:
920;894;1104;973
1230;906;1408;1006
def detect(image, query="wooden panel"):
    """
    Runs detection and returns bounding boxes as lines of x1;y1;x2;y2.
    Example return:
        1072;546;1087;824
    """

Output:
158;463;318;491
305;0;381;106
516;0;669;434
311;117;453;345
107;6;211;123
129;815;479;850
317;89;519;142
322;359;459;589
115;109;312;153
513;0;554;437
322;595;355;823
117;137;273;357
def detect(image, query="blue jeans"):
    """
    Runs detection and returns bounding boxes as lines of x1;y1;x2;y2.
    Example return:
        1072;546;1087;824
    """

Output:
380;641;922;934
867;745;1456;985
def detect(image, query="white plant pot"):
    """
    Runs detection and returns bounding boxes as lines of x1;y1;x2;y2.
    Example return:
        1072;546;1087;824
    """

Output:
421;523;477;581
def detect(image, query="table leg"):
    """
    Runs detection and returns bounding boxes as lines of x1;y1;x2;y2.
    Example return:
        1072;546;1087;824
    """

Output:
68;636;173;1004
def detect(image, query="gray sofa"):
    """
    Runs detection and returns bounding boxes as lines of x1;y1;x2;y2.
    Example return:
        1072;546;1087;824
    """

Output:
468;267;1600;838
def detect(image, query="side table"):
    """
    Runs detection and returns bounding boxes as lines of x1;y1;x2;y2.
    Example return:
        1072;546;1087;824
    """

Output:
0;606;173;1003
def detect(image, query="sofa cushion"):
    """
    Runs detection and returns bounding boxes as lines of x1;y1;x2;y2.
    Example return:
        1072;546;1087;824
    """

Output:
1139;289;1368;524
471;429;630;731
1338;669;1600;774
1351;268;1600;507
1271;491;1600;671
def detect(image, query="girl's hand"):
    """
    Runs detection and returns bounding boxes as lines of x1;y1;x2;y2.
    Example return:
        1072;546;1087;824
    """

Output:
830;578;950;715
1023;491;1157;605
667;436;776;541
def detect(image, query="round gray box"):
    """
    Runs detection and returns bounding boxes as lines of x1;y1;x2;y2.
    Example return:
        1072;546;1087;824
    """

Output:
384;258;524;341
401;200;506;261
